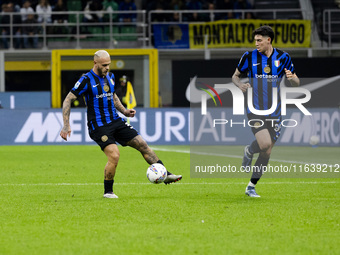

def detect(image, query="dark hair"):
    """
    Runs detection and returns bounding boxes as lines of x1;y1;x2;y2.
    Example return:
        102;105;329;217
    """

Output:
252;26;274;44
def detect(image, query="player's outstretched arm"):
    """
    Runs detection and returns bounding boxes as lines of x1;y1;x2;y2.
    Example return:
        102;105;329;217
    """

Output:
285;68;300;87
60;92;77;141
232;68;251;92
113;93;136;118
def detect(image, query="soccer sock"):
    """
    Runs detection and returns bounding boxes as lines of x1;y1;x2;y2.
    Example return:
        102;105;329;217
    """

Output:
157;159;172;175
250;156;269;185
248;181;255;187
248;140;261;154
104;179;114;194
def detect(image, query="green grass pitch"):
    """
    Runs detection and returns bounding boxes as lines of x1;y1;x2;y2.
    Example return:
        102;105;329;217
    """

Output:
0;145;339;255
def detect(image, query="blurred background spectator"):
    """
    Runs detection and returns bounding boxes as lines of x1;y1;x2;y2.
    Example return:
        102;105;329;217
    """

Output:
154;4;168;22
233;0;253;19
8;0;21;12
215;0;234;20
204;1;216;21
185;0;204;22
20;0;34;22
52;0;68;23
22;9;38;48
36;0;52;23
52;0;68;35
103;0;119;22
146;0;171;22
170;0;184;11
119;0;137;23
84;0;104;23
1;2;21;49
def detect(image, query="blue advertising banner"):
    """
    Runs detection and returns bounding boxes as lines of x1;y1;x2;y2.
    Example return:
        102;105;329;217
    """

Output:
0;108;339;146
153;24;190;49
0;92;51;109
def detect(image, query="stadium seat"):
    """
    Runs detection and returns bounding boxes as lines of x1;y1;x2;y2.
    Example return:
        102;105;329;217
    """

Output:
255;0;300;9
254;0;302;19
67;0;82;11
311;0;340;43
87;26;104;40
119;26;137;41
67;0;83;23
103;26;119;41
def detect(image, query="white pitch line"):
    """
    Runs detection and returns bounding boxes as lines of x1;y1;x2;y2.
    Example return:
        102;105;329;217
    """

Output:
150;147;339;167
0;181;338;186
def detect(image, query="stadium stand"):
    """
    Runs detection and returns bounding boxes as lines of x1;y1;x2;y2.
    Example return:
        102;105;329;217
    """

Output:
254;0;302;19
1;0;340;49
311;0;340;44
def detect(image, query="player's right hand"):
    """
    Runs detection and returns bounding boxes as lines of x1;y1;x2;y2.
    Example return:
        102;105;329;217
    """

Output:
124;109;136;118
60;126;71;141
238;83;251;93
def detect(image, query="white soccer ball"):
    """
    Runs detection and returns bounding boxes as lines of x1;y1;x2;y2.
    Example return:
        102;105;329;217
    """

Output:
309;135;320;146
147;163;167;184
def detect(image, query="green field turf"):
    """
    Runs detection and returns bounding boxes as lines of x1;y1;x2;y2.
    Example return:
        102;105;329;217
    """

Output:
0;145;339;255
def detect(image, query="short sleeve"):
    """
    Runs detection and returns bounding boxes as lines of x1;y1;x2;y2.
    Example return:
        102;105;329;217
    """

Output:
237;51;250;73
284;53;296;74
71;76;88;97
107;72;116;91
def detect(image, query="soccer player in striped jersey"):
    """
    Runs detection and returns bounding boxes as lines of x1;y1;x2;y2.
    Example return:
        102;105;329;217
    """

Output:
60;50;182;198
232;26;300;197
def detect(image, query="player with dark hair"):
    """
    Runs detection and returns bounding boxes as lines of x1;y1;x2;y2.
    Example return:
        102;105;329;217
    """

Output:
232;25;300;197
60;50;182;198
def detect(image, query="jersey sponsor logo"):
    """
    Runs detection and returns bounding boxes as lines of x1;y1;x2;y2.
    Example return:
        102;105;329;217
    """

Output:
255;74;278;78
96;92;114;99
253;63;260;66
92;83;99;88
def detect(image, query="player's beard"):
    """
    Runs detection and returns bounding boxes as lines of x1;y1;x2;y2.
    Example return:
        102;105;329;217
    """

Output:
97;67;107;77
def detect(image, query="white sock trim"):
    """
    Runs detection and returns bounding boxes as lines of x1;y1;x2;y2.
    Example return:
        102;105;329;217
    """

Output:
248;181;256;187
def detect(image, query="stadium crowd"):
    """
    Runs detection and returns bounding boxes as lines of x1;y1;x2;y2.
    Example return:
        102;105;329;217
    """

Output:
0;0;254;49
0;0;255;48
144;0;254;21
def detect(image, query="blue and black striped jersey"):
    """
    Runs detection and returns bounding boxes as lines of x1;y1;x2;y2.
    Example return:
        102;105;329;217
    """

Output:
71;70;120;131
237;48;295;117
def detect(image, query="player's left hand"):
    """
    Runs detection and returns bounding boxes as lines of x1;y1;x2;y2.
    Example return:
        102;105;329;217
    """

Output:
124;109;136;118
284;68;295;80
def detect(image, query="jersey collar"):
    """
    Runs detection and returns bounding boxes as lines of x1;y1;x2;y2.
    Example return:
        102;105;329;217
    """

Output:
258;47;275;59
90;69;106;79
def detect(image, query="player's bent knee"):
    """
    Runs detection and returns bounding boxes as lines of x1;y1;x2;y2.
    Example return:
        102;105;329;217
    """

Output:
260;150;271;158
108;151;120;163
259;142;271;152
104;146;120;163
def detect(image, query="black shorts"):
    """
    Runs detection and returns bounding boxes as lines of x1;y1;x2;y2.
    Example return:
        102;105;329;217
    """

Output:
89;118;139;150
247;114;282;142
